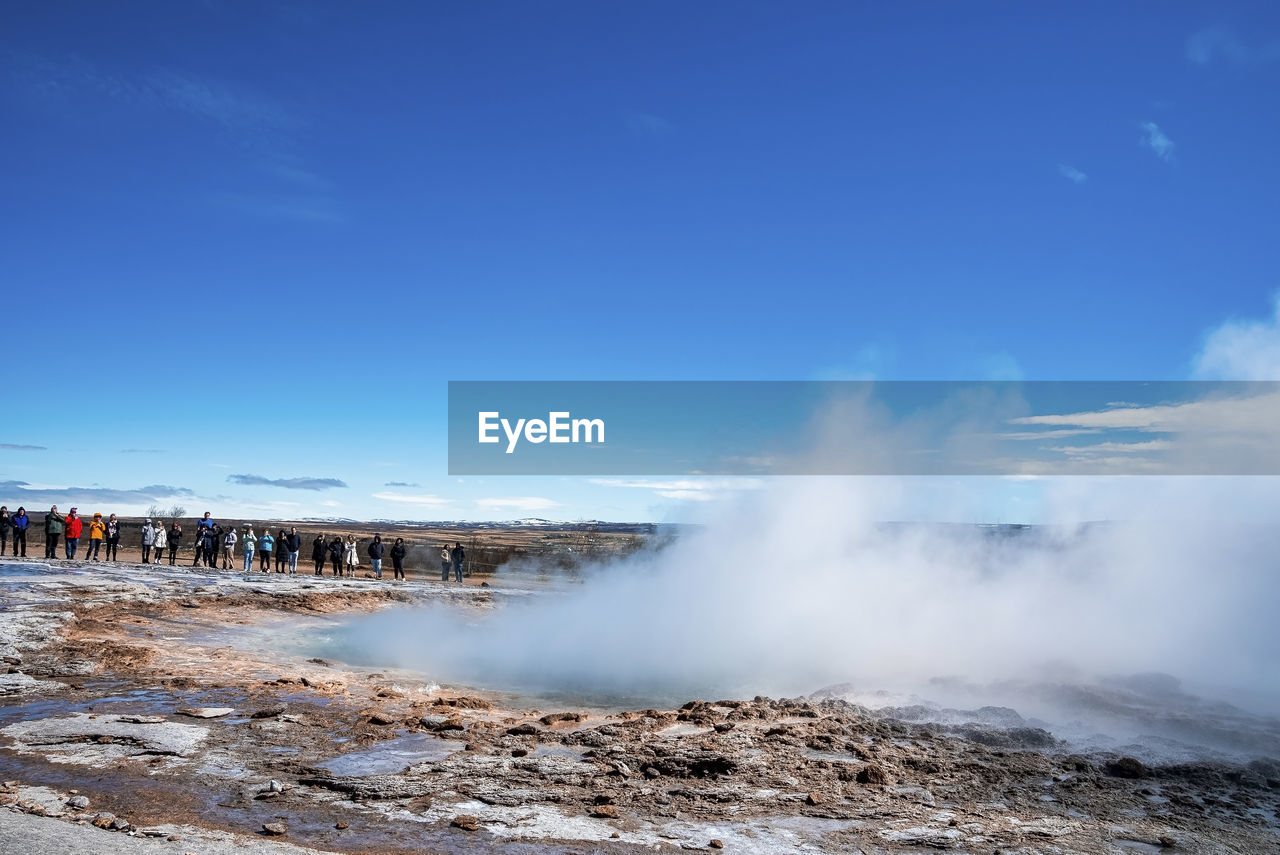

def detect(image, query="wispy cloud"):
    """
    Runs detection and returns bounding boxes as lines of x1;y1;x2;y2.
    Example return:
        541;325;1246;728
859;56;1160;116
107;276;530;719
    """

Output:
624;110;673;137
1187;25;1280;67
1141;121;1175;162
371;491;451;507
0;480;193;505
120;448;162;454
227;474;347;490
1057;164;1087;184
0;443;45;451
473;496;562;512
6;51;340;222
590;478;765;502
384;481;419;487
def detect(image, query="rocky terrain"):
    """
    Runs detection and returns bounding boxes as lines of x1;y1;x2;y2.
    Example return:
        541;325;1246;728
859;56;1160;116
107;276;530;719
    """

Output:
0;557;1277;854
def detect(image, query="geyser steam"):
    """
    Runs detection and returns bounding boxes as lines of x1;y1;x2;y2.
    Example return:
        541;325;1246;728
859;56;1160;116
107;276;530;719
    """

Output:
332;476;1280;716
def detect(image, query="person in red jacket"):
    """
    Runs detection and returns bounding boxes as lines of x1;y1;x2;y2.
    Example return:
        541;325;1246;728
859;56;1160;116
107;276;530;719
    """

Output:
64;508;84;559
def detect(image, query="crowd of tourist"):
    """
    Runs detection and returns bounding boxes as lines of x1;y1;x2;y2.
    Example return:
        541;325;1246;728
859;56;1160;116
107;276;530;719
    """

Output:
0;505;468;583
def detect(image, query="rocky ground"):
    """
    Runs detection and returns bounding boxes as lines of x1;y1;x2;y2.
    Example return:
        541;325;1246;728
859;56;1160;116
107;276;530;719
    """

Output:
0;557;1277;854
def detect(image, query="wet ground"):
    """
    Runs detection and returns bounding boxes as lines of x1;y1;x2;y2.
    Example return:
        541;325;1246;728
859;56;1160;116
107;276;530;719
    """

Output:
1;556;1278;854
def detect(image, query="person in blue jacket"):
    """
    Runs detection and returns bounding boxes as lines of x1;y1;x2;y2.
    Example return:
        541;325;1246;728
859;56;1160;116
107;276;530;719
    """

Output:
258;529;274;572
10;507;29;557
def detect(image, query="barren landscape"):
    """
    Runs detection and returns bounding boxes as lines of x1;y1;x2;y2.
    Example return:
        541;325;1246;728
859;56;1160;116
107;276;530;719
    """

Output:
1;533;1278;855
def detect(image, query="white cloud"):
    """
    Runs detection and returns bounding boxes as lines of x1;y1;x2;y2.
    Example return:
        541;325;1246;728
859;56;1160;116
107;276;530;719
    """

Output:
590;478;766;501
473;497;561;512
1058;164;1088;184
1049;440;1175;456
1194;293;1280;380
1141;122;1175;162
371;491;451;507
1187;26;1280;67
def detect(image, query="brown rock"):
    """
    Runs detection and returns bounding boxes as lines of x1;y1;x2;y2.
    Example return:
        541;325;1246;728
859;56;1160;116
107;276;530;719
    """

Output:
1106;757;1148;779
805;792;823;805
710;840;725;849
368;711;396;725
1159;836;1176;848
452;814;480;831
506;722;541;736
539;711;585;725
262;822;287;836
433;696;494;710
336;822;350;830
590;804;618;818
856;764;888;785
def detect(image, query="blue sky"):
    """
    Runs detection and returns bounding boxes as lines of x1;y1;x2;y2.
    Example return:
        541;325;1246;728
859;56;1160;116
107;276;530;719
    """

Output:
3;1;1280;522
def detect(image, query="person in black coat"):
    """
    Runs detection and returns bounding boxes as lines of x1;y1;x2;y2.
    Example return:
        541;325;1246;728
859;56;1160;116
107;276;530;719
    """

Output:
168;523;182;565
311;534;326;576
391;537;407;581
274;529;288;573
328;535;343;576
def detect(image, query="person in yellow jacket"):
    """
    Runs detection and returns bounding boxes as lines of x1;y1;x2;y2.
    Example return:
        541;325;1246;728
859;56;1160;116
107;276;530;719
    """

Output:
86;512;106;561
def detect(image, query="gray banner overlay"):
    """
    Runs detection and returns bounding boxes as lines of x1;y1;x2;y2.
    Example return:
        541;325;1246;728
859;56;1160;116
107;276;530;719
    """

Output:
448;381;1280;475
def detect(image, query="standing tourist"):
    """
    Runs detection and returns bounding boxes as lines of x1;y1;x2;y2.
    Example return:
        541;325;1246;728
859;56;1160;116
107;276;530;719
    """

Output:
311;533;326;576
284;527;301;575
242;527;256;572
328;535;343;576
391;537;407;581
0;506;9;556
64;508;83;559
439;545;451;582
44;506;63;559
105;514;121;561
344;535;359;576
85;513;106;560
368;534;384;580
451;541;466;582
274;529;288;573
167;521;181;565
141;519;155;564
152;520;167;563
222;525;238;569
11;507;29;557
258;529;274;572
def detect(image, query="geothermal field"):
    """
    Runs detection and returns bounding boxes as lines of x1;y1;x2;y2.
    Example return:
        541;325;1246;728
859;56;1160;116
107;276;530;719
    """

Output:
1;489;1278;855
